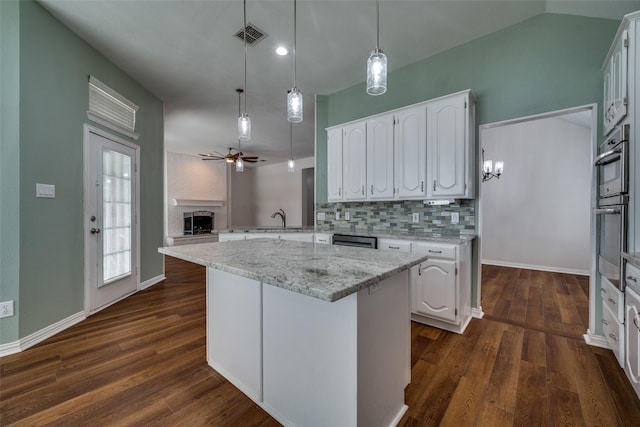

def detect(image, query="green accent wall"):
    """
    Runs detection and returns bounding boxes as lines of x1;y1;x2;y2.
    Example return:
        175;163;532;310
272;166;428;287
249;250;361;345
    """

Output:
316;13;620;204
1;0;21;343
0;0;164;344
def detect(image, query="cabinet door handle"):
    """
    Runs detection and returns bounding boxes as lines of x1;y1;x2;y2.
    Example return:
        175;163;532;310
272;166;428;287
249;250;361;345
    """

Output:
428;250;442;254
609;333;618;342
371;185;374;195
362;185;364;195
627;275;638;283
433;180;436;191
339;187;341;197
389;246;400;250
600;288;608;294
608;297;616;305
601;318;609;326
421;181;424;192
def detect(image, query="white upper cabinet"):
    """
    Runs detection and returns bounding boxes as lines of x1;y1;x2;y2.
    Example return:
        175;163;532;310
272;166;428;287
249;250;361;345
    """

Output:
366;114;395;199
342;122;367;200
327;128;343;202
395;106;427;198
603;29;628;136
426;92;472;198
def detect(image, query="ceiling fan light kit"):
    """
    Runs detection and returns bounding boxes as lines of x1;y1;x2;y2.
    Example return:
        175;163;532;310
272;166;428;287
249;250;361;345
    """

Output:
367;0;387;96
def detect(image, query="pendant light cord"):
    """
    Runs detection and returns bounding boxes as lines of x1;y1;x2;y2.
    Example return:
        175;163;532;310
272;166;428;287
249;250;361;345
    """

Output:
293;0;297;88
376;0;380;50
290;122;293;157
243;0;248;115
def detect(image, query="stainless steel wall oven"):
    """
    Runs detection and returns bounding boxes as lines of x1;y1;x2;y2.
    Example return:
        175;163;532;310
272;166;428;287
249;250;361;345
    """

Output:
595;124;630;291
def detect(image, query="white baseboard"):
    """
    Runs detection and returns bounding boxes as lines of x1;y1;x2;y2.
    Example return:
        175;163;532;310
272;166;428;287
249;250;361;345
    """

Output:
0;311;86;358
472;307;484;319
139;274;165;291
482;260;589;276
584;329;610;348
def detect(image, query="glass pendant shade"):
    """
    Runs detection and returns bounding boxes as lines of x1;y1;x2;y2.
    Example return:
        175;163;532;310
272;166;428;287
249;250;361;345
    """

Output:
238;113;251;140
367;48;387;96
287;88;303;123
287;157;295;173
235;157;244;172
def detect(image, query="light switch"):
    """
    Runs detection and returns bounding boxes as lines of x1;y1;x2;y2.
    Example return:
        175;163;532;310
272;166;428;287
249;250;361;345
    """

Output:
36;183;55;198
345;212;350;221
451;212;459;224
317;212;326;221
335;212;341;220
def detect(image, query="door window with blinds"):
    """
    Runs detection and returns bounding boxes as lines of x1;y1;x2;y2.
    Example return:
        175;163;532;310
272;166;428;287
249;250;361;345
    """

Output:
101;148;133;285
87;76;140;140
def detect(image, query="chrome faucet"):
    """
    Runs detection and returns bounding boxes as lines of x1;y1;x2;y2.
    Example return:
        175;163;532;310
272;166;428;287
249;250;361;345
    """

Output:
271;209;286;228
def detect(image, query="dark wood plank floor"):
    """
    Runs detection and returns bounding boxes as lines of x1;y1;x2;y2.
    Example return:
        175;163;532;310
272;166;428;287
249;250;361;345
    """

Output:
2;260;640;426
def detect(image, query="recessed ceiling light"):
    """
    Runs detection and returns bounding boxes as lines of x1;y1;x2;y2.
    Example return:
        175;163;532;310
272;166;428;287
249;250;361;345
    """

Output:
275;46;289;56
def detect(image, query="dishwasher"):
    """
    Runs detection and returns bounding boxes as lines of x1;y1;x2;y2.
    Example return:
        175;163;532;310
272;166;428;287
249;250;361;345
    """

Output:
332;233;377;249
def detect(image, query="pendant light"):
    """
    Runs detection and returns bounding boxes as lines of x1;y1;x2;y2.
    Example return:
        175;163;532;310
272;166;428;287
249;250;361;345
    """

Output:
238;0;251;140
236;139;244;172
287;123;295;173
366;0;387;96
287;0;303;123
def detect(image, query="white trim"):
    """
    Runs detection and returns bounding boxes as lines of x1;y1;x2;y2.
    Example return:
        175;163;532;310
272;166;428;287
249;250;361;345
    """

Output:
479;104;596;130
481;260;589;276
584;329;610;348
86;111;140;140
0;311;86;358
471;307;484;319
139;274;166;291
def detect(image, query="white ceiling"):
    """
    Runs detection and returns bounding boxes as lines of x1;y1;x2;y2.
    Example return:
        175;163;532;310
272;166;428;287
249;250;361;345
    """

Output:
38;0;639;165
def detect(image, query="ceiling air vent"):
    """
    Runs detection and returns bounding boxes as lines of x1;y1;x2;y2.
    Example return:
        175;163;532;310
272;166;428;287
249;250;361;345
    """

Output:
234;23;267;46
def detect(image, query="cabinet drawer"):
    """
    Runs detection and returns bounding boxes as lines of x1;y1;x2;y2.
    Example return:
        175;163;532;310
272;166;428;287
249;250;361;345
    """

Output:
412;242;456;260
601;275;624;323
314;234;332;245
626;262;640;295
602;302;625;368
378;239;411;253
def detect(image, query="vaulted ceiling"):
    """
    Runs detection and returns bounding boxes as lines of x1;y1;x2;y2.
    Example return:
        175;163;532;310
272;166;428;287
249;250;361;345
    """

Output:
38;0;639;164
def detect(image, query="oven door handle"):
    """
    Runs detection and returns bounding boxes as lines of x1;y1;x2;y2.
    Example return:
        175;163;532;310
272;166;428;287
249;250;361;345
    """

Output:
594;207;621;215
594;148;622;166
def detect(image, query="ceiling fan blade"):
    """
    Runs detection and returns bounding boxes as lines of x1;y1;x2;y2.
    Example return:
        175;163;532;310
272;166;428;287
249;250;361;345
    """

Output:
244;159;258;163
241;156;259;160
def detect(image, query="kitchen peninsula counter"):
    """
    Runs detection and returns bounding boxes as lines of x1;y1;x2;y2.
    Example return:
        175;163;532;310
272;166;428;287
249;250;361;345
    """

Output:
159;238;424;427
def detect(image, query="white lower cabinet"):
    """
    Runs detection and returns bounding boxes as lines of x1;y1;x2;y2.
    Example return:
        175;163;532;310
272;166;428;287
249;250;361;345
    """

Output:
410;241;472;334
603;300;625;368
626;287;640;399
218;232;246;242
279;233;314;242
314;233;332;244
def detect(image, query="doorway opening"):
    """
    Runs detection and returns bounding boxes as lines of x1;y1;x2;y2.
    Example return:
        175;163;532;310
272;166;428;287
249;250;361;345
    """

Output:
302;167;315;227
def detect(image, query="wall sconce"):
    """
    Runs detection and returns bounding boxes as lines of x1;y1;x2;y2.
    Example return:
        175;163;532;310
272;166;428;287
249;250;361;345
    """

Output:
482;148;503;182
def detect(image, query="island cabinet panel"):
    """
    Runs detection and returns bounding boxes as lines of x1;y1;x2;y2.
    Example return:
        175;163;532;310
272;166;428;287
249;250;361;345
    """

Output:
262;271;409;427
206;268;263;402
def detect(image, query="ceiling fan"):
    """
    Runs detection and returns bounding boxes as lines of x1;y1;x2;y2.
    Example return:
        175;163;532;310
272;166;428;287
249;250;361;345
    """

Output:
198;147;260;163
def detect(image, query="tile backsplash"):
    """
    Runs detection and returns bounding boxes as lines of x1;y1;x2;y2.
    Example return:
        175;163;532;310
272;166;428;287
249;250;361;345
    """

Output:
315;200;475;235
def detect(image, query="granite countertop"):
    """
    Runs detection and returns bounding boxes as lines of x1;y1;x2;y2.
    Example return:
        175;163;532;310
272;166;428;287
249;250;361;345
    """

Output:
215;227;315;234
159;238;428;302
623;252;640;268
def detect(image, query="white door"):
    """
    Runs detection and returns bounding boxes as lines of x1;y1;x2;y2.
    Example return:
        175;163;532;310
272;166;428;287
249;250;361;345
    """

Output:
395;106;426;198
367;114;395;199
427;94;467;197
342;122;367;200
84;126;139;314
326;128;343;202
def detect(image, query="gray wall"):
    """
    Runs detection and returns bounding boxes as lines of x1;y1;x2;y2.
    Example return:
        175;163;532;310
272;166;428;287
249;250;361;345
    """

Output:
0;0;164;344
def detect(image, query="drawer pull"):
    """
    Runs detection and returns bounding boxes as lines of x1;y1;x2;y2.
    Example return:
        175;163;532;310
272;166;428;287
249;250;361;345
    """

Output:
389;246;400;250
609;333;618;342
428;250;442;254
608;297;616;305
601;319;609;326
600;288;607;294
627;275;638;283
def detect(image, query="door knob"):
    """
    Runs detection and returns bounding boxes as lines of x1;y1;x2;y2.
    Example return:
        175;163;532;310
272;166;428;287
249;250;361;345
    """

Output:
91;228;101;234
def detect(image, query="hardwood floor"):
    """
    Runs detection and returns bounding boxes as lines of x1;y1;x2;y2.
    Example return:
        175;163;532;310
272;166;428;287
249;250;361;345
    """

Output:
2;260;639;426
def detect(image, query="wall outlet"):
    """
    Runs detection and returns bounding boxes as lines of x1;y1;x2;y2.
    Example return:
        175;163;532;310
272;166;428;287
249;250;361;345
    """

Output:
317;212;326;221
412;213;420;223
345;211;350;221
335;212;341;220
0;301;14;318
451;212;460;224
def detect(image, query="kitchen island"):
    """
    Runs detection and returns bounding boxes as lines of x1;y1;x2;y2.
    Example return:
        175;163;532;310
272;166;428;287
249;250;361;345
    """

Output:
159;238;429;427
